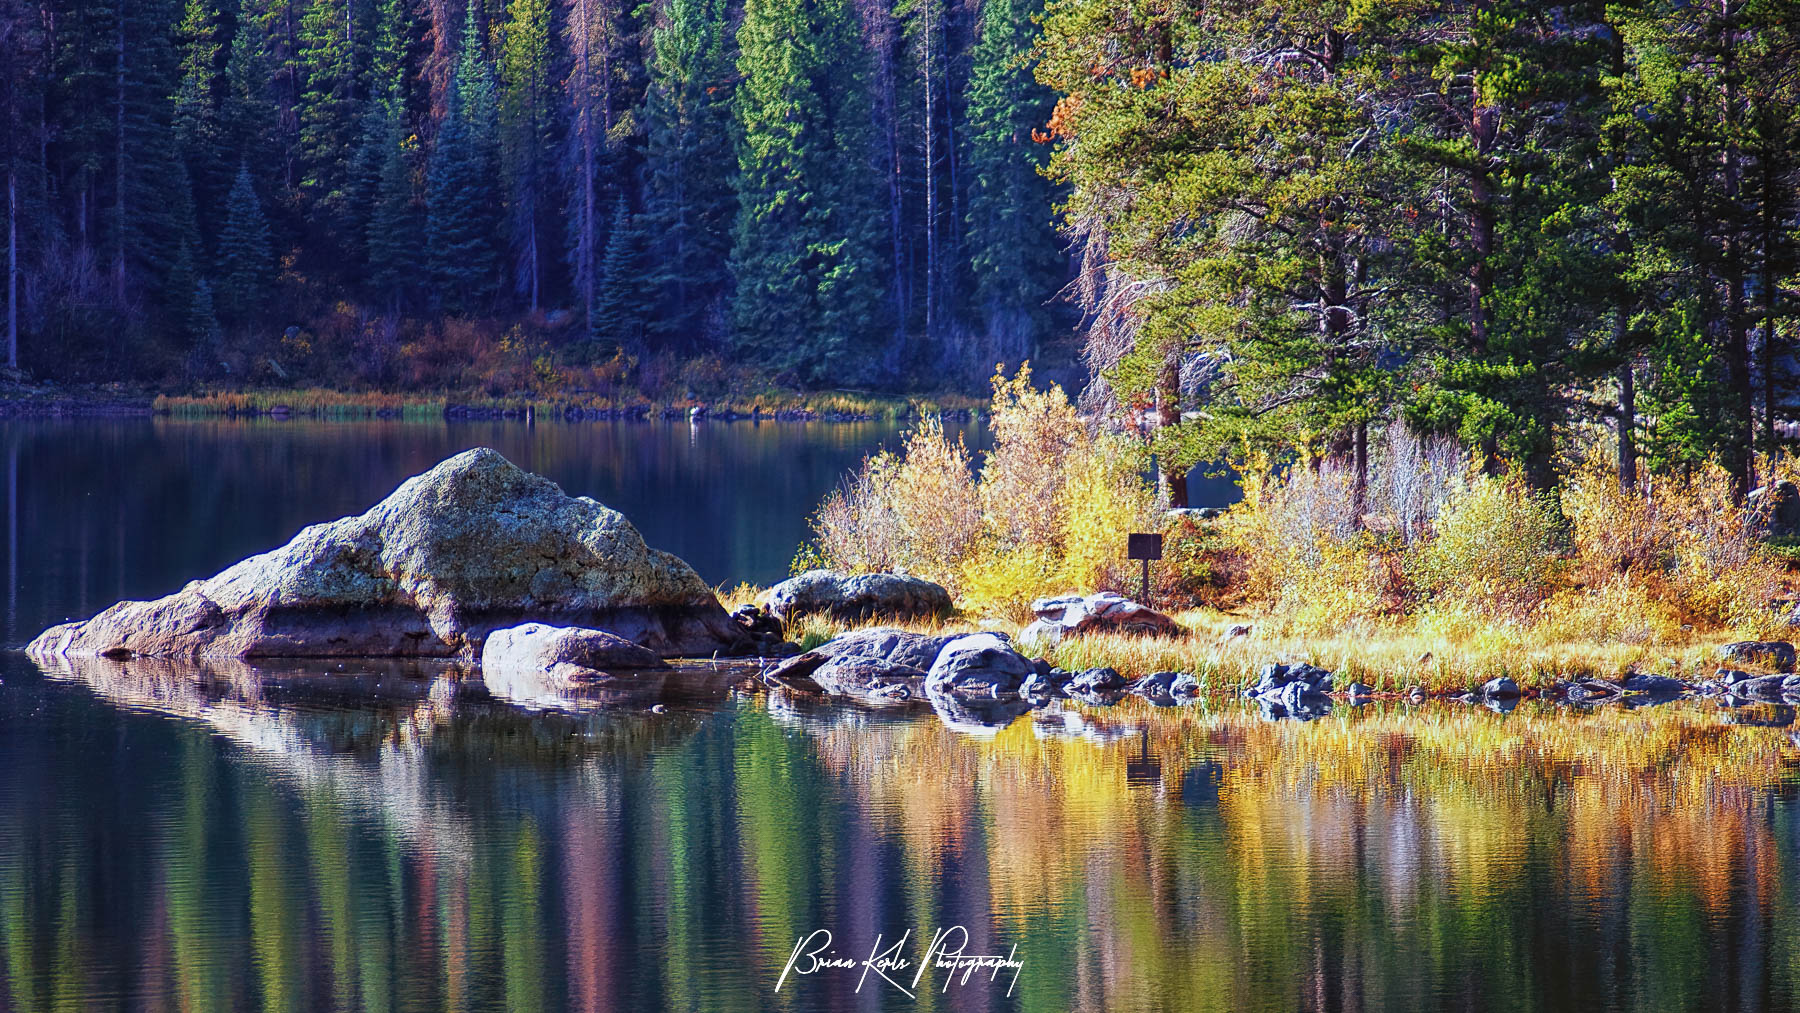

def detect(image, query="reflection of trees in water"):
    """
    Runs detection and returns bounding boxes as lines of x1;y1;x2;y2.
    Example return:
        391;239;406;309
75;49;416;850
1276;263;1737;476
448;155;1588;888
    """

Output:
6;658;1800;1011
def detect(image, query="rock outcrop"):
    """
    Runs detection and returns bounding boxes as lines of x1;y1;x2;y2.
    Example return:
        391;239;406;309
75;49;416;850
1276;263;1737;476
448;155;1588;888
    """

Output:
1019;592;1181;648
760;570;953;624
28;448;760;661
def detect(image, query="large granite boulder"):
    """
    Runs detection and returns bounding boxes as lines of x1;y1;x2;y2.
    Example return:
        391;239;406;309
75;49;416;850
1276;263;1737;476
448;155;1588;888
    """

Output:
1018;592;1181;648
760;569;952;624
28;448;757;661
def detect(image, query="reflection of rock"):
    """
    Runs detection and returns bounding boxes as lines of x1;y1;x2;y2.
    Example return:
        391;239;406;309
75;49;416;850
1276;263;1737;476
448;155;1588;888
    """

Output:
925;685;1031;735
29;448;755;662
809;656;928;706
760;570;952;623
1019;592;1181;648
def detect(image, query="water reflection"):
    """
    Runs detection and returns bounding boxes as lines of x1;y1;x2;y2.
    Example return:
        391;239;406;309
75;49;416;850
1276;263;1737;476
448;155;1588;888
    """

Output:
4;652;1799;1011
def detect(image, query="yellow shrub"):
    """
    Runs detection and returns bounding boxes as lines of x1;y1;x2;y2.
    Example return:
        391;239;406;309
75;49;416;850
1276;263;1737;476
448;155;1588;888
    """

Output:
1057;434;1157;593
979;363;1083;550
958;544;1063;623
1412;473;1567;618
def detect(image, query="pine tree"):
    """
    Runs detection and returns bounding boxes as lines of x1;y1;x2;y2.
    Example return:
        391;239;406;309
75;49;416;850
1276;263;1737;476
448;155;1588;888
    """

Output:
963;0;1058;366
732;0;890;382
215;162;275;321
170;0;229;235
642;0;735;349
296;0;364;224
425;5;501;312
366;105;420;307
220;0;280;178
593;195;644;352
499;0;556;309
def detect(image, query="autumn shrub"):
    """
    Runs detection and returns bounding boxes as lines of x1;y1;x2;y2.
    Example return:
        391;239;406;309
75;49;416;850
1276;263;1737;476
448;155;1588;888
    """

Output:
804;365;1162;618
1561;456;1787;631
803;416;981;587
1411;473;1568;619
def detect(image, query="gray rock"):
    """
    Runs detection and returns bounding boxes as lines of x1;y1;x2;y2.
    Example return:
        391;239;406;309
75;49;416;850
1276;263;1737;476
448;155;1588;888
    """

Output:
1718;641;1797;673
1069;667;1127;694
1129;670;1201;706
27;448;750;661
1751;480;1800;537
1621;673;1691;695
810;656;928;704
761;570;952;624
1345;682;1375;698
1024;591;1182;640
1734;674;1790;700
1716;668;1751;684
760;627;960;693
1481;676;1521;700
925;633;1033;697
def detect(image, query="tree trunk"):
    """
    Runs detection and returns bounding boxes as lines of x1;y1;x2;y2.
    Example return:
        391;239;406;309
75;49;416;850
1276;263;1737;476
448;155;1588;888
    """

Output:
921;5;936;339
1618;350;1637;489
6;170;15;369
5;168;15;370
1352;420;1368;524
1158;352;1188;508
1720;4;1754;498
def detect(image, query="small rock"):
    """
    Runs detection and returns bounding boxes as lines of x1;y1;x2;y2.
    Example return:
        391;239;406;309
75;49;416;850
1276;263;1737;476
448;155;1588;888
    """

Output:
1621;673;1691;695
925;633;1034;697
1224;624;1253;640
1069;667;1127;694
1480;676;1521;700
1345;682;1375;698
1024;591;1182;641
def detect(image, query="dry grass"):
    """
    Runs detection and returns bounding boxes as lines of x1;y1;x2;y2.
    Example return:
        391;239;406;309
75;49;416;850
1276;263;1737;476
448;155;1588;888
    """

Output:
746;603;1789;695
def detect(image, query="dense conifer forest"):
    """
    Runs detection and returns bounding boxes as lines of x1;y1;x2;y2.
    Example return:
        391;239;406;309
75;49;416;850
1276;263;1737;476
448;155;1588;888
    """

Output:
0;0;1064;390
0;0;1796;491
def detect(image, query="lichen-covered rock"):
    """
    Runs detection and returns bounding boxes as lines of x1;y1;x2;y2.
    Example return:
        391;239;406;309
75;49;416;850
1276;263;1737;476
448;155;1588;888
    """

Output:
760;570;952;623
1019;592;1182;648
809;656;929;704
28;448;754;661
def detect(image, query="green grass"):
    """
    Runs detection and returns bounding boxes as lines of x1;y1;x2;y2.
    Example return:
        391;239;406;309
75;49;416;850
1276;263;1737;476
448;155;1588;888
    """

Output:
153;386;985;421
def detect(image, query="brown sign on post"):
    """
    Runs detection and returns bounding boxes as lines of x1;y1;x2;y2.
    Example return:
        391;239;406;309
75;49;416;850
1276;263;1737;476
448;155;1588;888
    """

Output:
1128;533;1164;560
1128;533;1162;605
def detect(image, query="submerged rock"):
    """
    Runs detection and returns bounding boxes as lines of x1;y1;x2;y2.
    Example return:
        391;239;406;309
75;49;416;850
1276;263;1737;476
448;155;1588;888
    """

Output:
1129;670;1201;706
28;448;757;661
481;623;669;704
760;570;952;624
1621;673;1691;695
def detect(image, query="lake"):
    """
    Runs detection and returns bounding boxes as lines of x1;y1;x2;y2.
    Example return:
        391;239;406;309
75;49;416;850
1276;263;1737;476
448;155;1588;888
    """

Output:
2;418;1798;1012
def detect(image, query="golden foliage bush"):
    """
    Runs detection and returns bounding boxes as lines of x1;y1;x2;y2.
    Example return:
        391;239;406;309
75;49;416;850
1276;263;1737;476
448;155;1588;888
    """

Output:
1412;474;1567;619
805;365;1159;618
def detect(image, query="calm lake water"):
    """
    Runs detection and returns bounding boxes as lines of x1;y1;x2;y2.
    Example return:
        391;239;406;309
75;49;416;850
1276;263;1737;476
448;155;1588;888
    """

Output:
2;419;1798;1012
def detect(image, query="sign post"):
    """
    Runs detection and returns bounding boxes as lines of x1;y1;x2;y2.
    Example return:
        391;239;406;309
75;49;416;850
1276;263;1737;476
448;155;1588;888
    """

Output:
1127;533;1163;605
